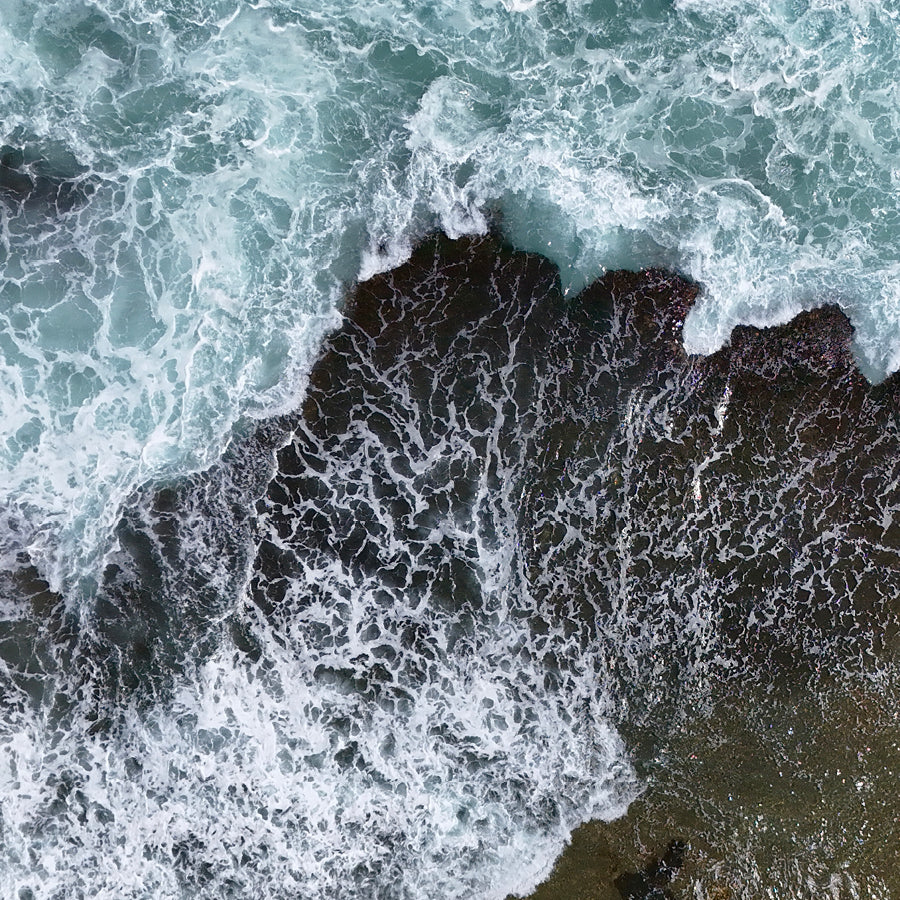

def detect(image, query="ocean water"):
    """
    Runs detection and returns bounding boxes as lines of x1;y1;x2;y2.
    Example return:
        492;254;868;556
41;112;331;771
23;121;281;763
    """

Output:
1;1;899;899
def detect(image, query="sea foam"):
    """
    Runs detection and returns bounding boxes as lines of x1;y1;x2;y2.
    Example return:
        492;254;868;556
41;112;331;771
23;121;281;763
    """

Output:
3;0;900;596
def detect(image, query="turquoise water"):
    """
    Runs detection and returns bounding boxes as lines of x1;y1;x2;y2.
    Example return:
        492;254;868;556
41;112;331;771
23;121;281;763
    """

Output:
1;2;900;898
4;0;900;586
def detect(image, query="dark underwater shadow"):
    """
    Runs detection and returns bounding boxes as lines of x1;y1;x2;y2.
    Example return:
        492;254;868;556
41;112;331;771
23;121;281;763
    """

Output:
0;134;97;218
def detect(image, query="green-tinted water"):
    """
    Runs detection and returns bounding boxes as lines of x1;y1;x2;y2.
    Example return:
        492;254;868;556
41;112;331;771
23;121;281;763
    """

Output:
6;0;900;585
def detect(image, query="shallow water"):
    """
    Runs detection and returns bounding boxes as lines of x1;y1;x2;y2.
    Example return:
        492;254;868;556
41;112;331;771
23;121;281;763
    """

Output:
5;0;900;586
527;672;900;900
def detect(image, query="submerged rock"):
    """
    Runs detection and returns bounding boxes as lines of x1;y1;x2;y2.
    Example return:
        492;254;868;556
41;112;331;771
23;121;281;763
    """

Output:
614;839;687;900
4;231;898;900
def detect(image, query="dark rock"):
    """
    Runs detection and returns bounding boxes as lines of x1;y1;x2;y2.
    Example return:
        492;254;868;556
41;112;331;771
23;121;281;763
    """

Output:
614;840;688;900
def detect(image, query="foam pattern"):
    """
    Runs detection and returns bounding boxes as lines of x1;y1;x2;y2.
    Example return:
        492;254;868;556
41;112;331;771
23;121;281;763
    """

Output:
5;0;900;586
1;235;899;898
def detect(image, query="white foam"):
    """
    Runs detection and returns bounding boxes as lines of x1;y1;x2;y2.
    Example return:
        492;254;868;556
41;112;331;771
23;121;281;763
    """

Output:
0;600;635;899
7;0;900;589
8;1;900;896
